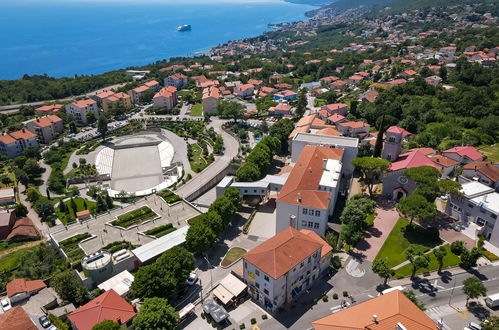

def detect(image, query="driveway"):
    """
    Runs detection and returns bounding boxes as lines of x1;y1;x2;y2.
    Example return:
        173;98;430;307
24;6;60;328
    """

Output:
247;206;276;239
354;200;399;261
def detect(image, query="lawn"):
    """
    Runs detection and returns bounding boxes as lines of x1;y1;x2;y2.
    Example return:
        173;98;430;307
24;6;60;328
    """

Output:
188;143;208;173
157;190;182;204
102;240;138;253
0;241;28;253
0;248;29;272
190;103;203;116
480;144;499;162
394;244;460;278
221;247;247;267
56;197;96;224
58;233;91;264
111;206;157;228
143;224;177;238
374;218;442;268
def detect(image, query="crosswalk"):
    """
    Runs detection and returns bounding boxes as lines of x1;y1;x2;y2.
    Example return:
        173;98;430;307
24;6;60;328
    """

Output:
425;306;444;318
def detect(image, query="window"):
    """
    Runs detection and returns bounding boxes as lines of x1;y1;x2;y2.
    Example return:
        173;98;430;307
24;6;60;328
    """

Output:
264;275;269;282
313;252;318;258
254;190;257;193
264;289;269;295
308;257;311;264
244;190;248;193
468;203;474;208
308;221;313;228
256;283;260;288
313;266;317;270
303;208;308;215
315;210;320;217
299;275;303;281
301;220;307;227
255;270;260;276
300;262;304;268
314;223;320;229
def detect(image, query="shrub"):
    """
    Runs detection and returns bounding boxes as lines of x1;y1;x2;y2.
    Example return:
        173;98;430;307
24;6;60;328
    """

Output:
322;295;328;302
313;298;318;305
250;318;256;324
239;323;245;329
451;240;465;255
343;291;349;297
333;293;338;299
201;312;205;319
262;314;268;320
331;255;341;269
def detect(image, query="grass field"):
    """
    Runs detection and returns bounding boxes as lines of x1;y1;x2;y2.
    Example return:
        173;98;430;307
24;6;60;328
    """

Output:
190;103;203;116
480;144;499;162
143;224;177;238
375;218;442;268
59;233;91;264
221;247;247;267
189;143;208;173
157;190;182;204
56;197;96;224
393;244;460;278
0;241;28;253
112;206;156;228
0;248;29;272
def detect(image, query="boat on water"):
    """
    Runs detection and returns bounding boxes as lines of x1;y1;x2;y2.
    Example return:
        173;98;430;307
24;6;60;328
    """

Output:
177;24;191;32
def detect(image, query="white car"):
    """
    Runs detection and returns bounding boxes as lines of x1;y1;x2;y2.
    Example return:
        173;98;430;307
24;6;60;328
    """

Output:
185;272;198;285
1;298;11;311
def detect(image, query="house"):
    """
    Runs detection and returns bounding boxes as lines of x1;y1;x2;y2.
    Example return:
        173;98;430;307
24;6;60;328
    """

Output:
274;90;297;101
76;210;91;221
311;290;436;330
0;186;15;205
68;289;136;330
234;84;255;99
330;80;348;91
0;129;39;158
425;75;443;86
348;75;364;85
446;181;499;247
65;99;99;126
153;86;178;109
0;306;38;330
24;115;64;144
224;81;242;92
327;114;347;126
247;79;263;89
443;146;483;164
6;278;47;304
462;161;499;190
259;86;276;98
335;121;370;137
359;89;379;103
429;155;460;178
0;210;16;240
242;227;332;312
268;104;293;117
7;217;39;242
164;73;188;90
35;104;63;114
202;86;221;115
101;92;132;112
276;145;344;236
320;103;348;116
439;46;457;57
401;69;418;78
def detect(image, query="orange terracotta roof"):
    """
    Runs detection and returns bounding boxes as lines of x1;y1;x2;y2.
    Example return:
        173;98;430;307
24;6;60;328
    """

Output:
144;80;159;87
73;99;97;108
202;86;221;99
95;90;115;99
409;148;437;156
0;306;37;330
236;84;254;91
463;161;499;182
0;134;17;144
36;104;63;112
300;229;332;257
277;145;344;209
243;227;323;279
288;125;310;139
311;290;436;330
7;217;39;240
338;121;369;129
296;114;316;127
429;155;459;168
322;103;347;112
169;73;187;80
30;115;62;128
328;114;346;123
7;278;46;297
132;85;149;93
316;127;341;136
9;129;37;140
68;290;136;330
311;117;329;128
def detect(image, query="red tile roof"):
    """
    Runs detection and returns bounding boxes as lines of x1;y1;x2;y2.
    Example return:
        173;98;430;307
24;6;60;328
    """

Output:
68;289;136;330
327;114;346;124
95;90;115;99
311;290;436;330
30;115;62;128
73;99;97;108
409;147;437;156
316;127;341;136
390;150;442;172
277;145;344;209
0;134;17;144
429;155;459;168
9;129;37;140
144;80;159;87
243;227;324;279
6;278;46;298
300;229;332;257
386;126;411;136
0;306;37;330
36;104;63;112
7;217;39;240
443;146;483;161
463;161;499;182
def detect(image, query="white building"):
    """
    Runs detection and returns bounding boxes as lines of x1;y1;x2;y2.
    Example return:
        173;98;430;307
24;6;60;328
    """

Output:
242;227;332;312
276;145;343;236
0;129;39;159
65;99;99;126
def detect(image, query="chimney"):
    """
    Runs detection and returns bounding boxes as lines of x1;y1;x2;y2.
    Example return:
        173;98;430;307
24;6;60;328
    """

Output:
372;315;378;323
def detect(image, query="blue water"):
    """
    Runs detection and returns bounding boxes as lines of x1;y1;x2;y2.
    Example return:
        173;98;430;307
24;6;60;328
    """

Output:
0;0;317;79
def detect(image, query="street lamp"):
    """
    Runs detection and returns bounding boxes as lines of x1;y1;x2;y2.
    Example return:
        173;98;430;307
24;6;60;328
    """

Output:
204;256;214;293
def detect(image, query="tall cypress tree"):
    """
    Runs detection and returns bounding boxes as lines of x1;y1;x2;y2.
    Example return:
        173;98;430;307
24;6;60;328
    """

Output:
373;114;385;158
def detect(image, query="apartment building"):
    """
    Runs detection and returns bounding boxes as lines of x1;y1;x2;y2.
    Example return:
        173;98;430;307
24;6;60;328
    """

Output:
153;86;178;109
202;86;221;114
0;129;39;158
65;99;99;126
243;227;331;312
24;115;64;144
101;92;132;112
127;80;160;103
164;73;188;90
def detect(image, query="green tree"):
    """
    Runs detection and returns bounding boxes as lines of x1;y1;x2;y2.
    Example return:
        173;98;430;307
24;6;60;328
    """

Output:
34;198;55;221
141;89;154;103
104;191;114;209
26;186;41;202
460;247;482;268
405;246;430;279
132;297;178;330
269;118;294;151
403;289;425;310
218;100;244;122
259;136;281;155
185;221;217;256
373;114;385;157
223;187;242;210
236;162;261;182
202;211;224;234
14;203;28;217
462;277;487;307
295;89;307;118
351;157;391;197
51;270;89;306
433;246;447;274
86;111;97;125
58;199;67;213
97;113;108;141
396;194;436;226
209;196;237;225
92;320;120;330
481;316;499;330
70;197;77;212
371;258;393;285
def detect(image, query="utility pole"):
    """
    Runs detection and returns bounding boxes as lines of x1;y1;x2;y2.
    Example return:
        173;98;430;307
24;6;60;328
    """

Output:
448;275;457;306
204;256;214;293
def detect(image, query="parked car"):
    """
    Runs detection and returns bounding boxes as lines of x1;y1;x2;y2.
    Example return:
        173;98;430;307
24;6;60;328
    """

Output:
38;315;51;328
185;272;198;285
48;325;58;330
464;322;482;330
1;298;11;311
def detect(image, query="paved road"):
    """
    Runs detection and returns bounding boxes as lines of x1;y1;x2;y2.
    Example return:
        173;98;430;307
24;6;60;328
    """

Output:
0;83;127;112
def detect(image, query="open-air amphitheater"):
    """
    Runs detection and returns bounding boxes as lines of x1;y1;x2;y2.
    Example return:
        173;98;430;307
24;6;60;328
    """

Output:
95;129;182;196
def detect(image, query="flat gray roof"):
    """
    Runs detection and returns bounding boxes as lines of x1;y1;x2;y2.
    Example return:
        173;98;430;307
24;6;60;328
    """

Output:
293;132;359;148
132;226;189;263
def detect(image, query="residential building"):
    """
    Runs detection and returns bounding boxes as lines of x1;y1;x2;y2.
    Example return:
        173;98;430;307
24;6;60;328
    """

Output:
462;161;499;191
7;217;39;242
164;73;188;90
68;289;136;330
276;146;344;236
0;306;38;330
429;154;459;178
143;80;160;92
234;83;255;99
35;104;63;114
0;186;15;205
446;181;499;247
153;86;178;109
0;129;39;158
242;227;331;312
24;115;64;144
335;121;370;137
320;103;348;116
128;85;150;103
274;90;297;101
202;86;221;114
101;92;132;112
92;90;115;104
443;146;483;164
65;99;99;126
6;278;47;304
268;104;293;117
311;290;436;330
0;210;16;240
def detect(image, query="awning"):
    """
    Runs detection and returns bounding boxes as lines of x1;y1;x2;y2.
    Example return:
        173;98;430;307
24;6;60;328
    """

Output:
213;285;233;305
212;273;247;305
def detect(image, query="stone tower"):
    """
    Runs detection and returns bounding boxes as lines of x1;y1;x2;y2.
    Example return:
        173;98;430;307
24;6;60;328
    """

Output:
382;126;404;161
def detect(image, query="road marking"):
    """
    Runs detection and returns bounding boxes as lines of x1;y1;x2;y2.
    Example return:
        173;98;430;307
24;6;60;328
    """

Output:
432;279;445;290
456;308;468;320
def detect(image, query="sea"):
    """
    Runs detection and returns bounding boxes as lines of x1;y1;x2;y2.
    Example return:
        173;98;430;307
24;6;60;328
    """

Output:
0;0;318;79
